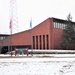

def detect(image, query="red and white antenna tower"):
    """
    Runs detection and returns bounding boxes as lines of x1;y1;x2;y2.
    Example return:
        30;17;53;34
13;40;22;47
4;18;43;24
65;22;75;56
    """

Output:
10;0;18;34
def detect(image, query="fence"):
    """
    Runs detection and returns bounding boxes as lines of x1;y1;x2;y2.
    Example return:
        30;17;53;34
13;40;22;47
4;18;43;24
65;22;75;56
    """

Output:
14;49;75;56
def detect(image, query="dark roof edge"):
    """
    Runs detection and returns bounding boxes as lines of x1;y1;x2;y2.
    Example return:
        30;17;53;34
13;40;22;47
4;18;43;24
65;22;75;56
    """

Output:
51;17;75;24
0;34;10;36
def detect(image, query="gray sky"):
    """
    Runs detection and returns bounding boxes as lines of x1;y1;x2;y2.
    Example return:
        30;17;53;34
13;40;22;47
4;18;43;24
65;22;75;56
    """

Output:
0;0;75;34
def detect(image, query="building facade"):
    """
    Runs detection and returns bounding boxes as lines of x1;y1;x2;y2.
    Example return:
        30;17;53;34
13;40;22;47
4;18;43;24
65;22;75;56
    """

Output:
0;17;75;53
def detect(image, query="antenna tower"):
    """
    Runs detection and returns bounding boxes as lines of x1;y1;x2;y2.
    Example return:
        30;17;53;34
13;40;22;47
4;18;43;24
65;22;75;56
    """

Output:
10;0;18;34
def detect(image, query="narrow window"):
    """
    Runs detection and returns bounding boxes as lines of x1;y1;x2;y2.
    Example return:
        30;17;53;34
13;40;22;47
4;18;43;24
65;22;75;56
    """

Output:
62;23;64;29
36;36;38;49
60;23;62;29
63;24;66;29
33;36;35;49
56;22;58;28
43;35;45;49
39;35;42;49
53;22;56;28
46;35;49;49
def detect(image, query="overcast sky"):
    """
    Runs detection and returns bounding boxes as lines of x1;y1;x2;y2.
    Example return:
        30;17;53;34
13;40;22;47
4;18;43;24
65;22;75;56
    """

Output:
0;0;75;34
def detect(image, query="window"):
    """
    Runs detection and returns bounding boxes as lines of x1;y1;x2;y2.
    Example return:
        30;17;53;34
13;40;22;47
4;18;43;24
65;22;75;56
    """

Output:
58;23;60;28
43;35;45;49
33;36;35;49
36;36;38;49
53;22;67;29
53;22;56;28
56;22;58;28
61;23;63;29
60;23;61;28
53;22;61;28
63;24;66;29
39;35;42;49
46;35;49;49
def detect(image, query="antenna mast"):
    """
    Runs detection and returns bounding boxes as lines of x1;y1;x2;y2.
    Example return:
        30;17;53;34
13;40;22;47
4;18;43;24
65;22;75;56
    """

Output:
10;0;18;34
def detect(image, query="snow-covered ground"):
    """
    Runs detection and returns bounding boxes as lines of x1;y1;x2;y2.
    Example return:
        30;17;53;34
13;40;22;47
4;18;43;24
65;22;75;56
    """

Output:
0;56;75;75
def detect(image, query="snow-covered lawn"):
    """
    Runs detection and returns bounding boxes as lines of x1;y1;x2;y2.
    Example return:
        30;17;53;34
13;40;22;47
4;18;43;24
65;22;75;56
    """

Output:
0;57;75;75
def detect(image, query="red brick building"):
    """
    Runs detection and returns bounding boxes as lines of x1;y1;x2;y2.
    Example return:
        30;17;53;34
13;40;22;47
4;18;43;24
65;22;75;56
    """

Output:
0;17;75;53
